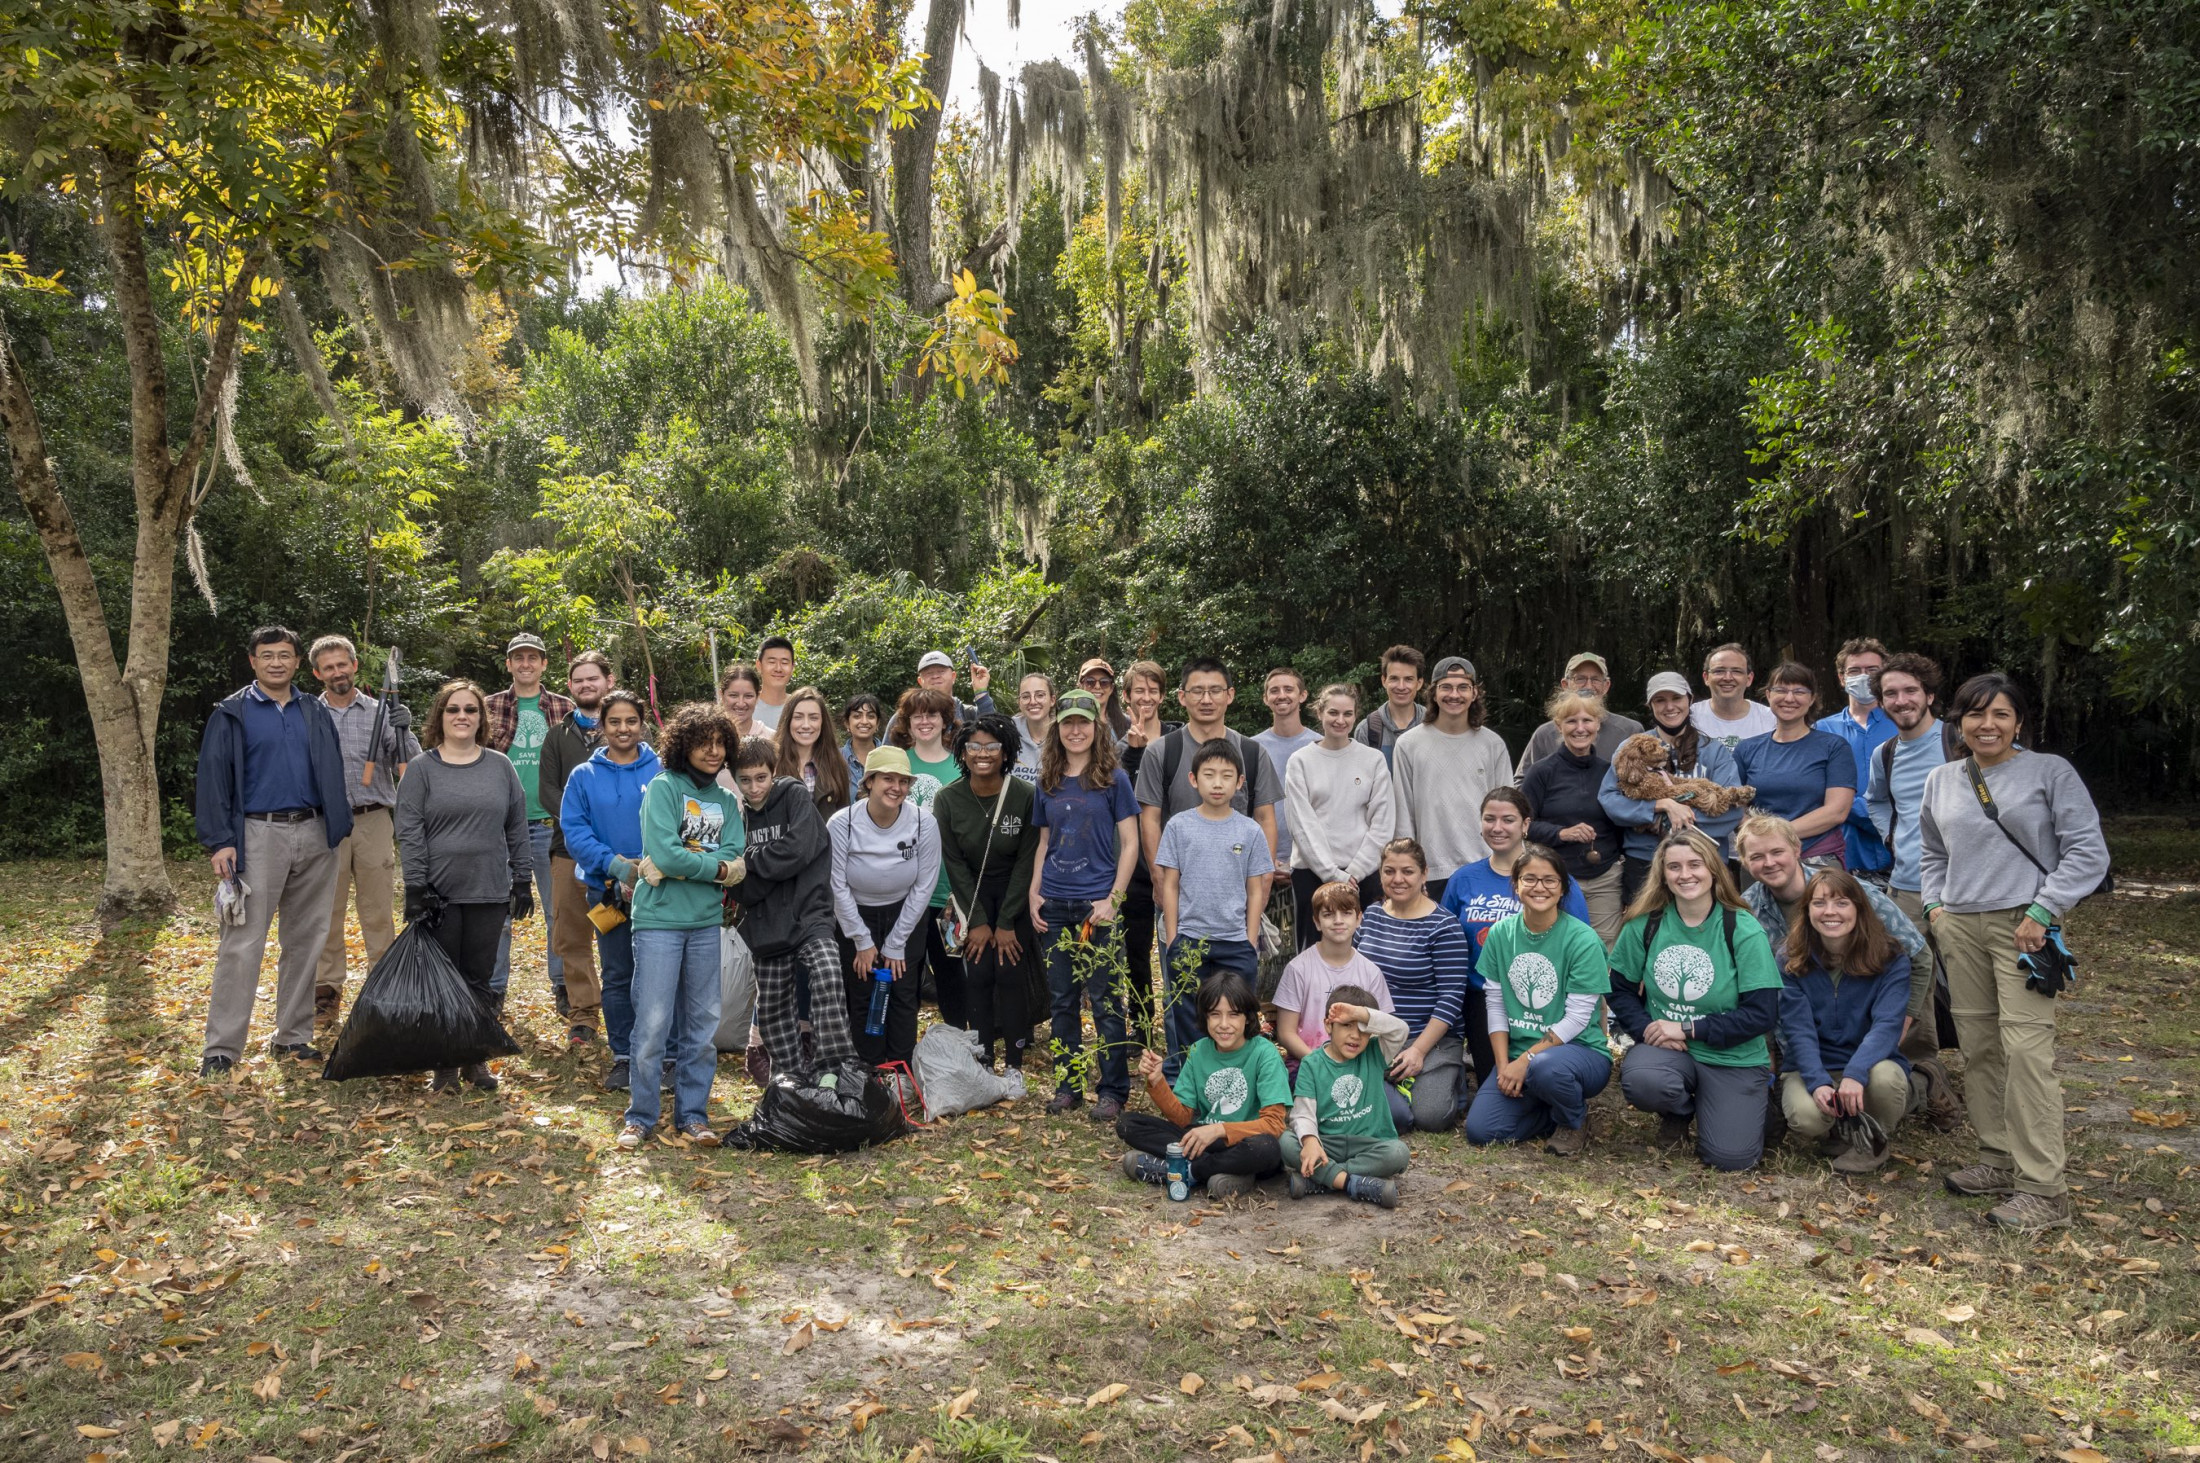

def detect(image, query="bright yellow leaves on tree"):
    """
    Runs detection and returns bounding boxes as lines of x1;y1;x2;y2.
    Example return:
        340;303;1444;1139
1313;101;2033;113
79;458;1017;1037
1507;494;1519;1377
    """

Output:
919;270;1019;397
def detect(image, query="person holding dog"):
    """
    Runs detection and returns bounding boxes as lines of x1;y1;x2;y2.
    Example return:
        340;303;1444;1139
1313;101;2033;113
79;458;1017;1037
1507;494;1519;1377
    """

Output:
1599;672;1748;906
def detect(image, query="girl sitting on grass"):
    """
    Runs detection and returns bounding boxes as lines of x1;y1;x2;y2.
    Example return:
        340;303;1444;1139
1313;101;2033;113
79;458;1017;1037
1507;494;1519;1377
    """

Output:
1282;987;1411;1208
1118;972;1289;1199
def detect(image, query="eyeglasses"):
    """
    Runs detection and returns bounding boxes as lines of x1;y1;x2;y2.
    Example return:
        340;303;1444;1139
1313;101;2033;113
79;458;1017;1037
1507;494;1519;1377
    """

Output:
1516;875;1562;890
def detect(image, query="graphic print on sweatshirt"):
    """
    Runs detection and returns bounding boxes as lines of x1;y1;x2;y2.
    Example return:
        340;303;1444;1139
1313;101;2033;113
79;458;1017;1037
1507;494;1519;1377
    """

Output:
1507;951;1559;1010
1652;944;1717;1004
679;796;727;853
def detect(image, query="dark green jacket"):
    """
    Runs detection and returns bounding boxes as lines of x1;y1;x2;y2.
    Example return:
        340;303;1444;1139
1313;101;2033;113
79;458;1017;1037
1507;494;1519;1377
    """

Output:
540;712;602;859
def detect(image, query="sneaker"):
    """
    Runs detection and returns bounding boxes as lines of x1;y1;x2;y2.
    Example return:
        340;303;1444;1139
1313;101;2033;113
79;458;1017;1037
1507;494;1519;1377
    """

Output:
569;1026;594;1050
1344;1175;1399;1209
1830;1141;1889;1175
1987;1192;2071;1233
602;1058;631;1092
744;1043;771;1087
679;1124;720;1147
1914;1058;1964;1134
430;1068;461;1094
461;1062;499;1092
1943;1162;2016;1197
1090;1096;1124;1125
1285;1170;1316;1201
1544;1125;1586;1158
272;1042;323;1063
616;1121;647;1151
1205;1173;1256;1200
196;1054;234;1079
1046;1089;1083;1115
1655;1115;1692;1150
1120;1152;1168;1186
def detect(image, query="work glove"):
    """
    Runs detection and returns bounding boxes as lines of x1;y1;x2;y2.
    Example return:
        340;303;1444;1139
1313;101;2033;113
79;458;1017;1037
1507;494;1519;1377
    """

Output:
510;879;535;922
404;884;446;927
385;700;412;733
715;857;747;886
635;855;665;887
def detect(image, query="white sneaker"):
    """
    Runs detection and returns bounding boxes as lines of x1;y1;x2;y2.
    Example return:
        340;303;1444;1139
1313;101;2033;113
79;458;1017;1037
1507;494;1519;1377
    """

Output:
616;1122;647;1151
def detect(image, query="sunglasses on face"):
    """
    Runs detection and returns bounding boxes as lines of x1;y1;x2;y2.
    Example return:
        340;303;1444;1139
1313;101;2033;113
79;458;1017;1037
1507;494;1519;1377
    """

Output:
1080;673;1114;686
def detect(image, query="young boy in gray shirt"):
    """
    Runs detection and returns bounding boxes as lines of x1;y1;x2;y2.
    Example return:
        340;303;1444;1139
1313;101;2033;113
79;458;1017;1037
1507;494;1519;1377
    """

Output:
1154;739;1274;1078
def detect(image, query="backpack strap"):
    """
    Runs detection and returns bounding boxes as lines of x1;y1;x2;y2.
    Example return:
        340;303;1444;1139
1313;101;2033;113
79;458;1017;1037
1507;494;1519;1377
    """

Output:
1161;728;1186;799
1877;736;1901;845
1721;903;1737;966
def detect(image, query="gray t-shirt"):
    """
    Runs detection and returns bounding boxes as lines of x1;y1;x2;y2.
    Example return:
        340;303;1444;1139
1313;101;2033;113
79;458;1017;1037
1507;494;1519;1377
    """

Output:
1133;726;1283;822
1254;727;1321;867
1155;807;1274;942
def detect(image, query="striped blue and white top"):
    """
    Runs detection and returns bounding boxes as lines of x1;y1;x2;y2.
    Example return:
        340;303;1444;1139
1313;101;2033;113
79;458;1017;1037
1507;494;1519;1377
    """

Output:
1353;904;1473;1038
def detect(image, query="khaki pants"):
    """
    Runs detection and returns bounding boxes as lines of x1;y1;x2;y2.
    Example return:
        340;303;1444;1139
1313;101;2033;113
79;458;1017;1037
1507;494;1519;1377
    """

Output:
1779;1062;1917;1140
551;855;601;1026
205;815;339;1061
316;806;397;1010
1892;888;1941;1063
1937;907;2065;1197
1579;863;1624;948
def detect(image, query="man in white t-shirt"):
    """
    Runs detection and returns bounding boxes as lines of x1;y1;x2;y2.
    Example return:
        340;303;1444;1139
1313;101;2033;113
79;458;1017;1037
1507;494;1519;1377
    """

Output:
1689;641;1777;750
750;636;795;731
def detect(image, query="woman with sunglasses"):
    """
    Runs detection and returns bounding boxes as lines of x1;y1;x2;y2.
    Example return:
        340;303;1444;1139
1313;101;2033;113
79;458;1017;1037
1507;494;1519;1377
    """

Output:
1077;657;1132;740
396;678;532;1093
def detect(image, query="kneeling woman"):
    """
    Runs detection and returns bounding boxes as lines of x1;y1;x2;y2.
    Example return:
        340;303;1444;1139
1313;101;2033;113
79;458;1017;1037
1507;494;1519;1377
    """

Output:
1777;869;1919;1174
1608;828;1782;1171
1463;845;1612;1157
1118;973;1289;1200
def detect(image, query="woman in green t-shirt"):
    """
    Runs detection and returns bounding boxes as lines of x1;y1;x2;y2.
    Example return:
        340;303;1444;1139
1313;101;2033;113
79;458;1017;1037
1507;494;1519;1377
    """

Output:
1462;845;1612;1158
1608;827;1781;1171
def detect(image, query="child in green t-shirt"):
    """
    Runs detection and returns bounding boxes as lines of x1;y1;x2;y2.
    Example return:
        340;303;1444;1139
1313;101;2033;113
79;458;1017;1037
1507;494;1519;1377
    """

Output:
1118;973;1289;1200
1281;986;1411;1208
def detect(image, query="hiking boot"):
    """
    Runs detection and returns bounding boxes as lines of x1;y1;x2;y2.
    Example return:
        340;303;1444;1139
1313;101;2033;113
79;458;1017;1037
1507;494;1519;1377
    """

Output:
273;1042;322;1064
1988;1192;2071;1233
1046;1089;1083;1115
679;1124;720;1148
1120;1151;1168;1186
1655;1114;1693;1150
1831;1141;1889;1175
461;1062;499;1091
430;1068;461;1094
314;990;342;1024
1090;1096;1124;1125
744;1042;771;1087
1344;1175;1399;1209
1205;1173;1257;1200
1914;1058;1964;1133
603;1058;631;1092
1545;1125;1587;1158
196;1054;234;1079
616;1121;646;1151
1944;1162;2016;1197
554;985;571;1019
1286;1170;1316;1200
568;1026;594;1051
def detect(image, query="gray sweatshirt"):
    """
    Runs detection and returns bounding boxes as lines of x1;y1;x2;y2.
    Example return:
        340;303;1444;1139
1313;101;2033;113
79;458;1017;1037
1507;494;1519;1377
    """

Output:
394;748;532;901
1918;750;2108;919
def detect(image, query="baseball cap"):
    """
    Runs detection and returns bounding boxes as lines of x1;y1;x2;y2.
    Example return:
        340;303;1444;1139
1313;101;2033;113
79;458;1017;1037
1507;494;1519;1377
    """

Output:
863;746;914;778
916;650;954;672
1430;655;1478;683
1078;657;1116;680
1565;652;1610;676
505;632;547;655
1055;689;1101;722
1645;671;1692;700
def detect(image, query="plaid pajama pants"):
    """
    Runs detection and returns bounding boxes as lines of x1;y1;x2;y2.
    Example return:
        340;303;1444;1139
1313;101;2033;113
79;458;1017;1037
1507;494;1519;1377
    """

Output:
755;936;859;1075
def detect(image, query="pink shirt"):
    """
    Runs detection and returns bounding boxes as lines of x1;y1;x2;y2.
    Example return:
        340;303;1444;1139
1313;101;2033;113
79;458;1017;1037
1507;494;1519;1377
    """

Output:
1272;947;1392;1050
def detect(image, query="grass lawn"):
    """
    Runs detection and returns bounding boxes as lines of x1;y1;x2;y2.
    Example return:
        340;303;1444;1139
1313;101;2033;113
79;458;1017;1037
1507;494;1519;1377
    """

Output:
0;819;2196;1462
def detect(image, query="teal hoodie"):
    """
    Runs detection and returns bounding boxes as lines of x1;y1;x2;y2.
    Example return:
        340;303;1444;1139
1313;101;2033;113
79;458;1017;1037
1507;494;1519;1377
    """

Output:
633;767;746;931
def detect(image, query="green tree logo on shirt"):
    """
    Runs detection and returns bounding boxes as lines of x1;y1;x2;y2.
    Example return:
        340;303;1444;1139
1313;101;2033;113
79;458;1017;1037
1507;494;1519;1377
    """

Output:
1203;1067;1249;1116
1652;944;1717;1003
1508;951;1559;1010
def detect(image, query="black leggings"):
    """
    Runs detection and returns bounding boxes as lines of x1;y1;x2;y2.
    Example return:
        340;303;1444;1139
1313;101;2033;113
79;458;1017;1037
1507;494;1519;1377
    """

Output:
920;914;968;1030
1119;883;1160;1047
1117;1111;1283;1183
1289;868;1384;952
840;904;933;1069
427;902;506;1001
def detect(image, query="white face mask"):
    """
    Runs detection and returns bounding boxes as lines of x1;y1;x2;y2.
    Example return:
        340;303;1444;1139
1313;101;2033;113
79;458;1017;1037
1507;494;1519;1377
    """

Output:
1843;672;1877;705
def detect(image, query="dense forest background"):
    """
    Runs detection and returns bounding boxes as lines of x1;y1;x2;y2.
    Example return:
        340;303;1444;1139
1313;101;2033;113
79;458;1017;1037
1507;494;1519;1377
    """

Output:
4;0;2197;862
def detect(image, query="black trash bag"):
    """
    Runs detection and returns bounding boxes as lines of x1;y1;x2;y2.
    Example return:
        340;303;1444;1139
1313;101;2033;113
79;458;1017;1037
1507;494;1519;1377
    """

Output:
724;1061;909;1153
323;923;520;1080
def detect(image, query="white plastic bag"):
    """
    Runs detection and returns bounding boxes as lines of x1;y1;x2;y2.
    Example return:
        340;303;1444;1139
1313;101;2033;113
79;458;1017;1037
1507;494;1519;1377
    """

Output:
714;926;757;1053
911;1025;1026;1121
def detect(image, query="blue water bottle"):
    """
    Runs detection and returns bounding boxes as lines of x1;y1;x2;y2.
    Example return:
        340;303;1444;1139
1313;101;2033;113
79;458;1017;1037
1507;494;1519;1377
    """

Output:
1165;1142;1191;1202
865;966;893;1037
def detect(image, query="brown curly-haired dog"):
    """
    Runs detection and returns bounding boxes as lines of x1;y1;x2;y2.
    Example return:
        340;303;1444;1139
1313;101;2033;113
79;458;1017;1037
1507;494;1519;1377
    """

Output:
1611;734;1757;816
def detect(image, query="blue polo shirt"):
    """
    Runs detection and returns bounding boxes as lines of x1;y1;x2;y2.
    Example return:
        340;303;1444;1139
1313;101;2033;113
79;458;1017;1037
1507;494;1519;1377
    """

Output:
1813;706;1897;872
239;682;322;814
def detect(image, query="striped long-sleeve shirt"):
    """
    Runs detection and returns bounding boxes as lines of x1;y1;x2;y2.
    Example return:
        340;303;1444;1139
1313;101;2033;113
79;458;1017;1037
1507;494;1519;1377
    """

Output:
1352;904;1473;1038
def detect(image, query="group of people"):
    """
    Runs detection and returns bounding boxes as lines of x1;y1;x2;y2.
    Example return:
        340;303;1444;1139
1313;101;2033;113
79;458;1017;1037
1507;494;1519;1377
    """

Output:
195;629;2110;1232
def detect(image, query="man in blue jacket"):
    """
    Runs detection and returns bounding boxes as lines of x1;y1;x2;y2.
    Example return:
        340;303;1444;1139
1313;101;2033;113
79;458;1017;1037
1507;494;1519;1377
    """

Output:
557;689;661;1093
194;626;355;1078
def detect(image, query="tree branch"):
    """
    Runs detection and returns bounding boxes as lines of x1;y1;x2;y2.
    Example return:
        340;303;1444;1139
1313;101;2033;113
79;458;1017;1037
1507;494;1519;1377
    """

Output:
175;251;266;502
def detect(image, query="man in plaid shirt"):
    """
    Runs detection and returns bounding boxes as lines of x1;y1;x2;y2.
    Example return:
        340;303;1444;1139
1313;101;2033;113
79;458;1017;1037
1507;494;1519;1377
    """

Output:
484;632;576;1008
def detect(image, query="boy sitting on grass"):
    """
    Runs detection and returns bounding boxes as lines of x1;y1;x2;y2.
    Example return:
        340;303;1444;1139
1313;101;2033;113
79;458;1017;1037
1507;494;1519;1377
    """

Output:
1282;987;1410;1208
1118;972;1288;1199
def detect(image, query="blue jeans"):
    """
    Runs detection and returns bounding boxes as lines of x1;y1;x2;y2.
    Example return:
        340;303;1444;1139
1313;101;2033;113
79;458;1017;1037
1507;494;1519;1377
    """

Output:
627;927;722;1131
492;821;559;1000
592;891;636;1060
1043;898;1130;1103
1464;1042;1613;1143
1160;935;1259;1081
